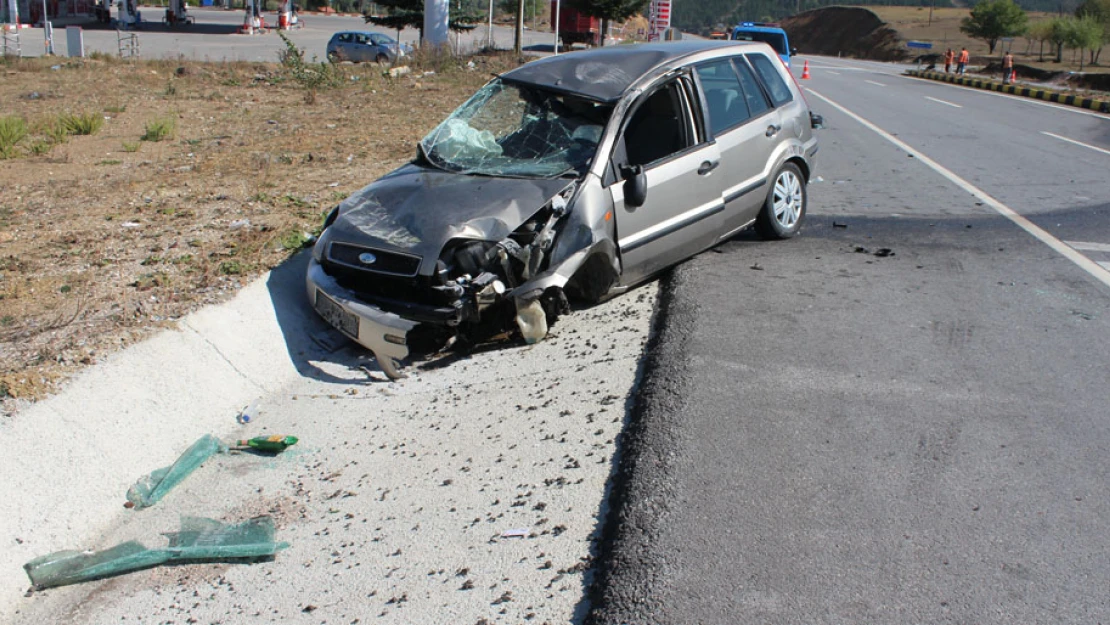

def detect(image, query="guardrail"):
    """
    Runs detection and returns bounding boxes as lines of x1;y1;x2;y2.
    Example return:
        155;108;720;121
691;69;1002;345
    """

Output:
905;69;1110;114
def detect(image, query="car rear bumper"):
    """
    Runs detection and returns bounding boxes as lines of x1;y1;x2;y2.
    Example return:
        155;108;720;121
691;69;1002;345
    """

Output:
306;258;418;378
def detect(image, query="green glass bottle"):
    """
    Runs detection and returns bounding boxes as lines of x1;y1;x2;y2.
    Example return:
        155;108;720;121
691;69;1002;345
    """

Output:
236;435;299;453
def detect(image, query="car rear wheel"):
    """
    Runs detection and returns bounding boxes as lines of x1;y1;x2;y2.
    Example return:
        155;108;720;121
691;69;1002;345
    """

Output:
755;162;806;240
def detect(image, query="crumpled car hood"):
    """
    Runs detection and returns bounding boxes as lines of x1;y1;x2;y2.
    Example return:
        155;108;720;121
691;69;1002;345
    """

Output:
327;163;573;275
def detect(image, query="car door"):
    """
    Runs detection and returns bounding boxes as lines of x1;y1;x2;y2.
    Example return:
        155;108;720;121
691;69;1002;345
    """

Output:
352;34;372;62
693;56;781;238
609;76;726;285
369;34;391;59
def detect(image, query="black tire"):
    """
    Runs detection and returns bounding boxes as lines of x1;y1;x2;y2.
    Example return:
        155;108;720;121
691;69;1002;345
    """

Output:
376;53;389;64
755;161;806;240
326;51;339;63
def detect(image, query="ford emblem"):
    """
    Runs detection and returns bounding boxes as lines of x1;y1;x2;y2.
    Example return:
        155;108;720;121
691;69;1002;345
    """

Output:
358;252;377;265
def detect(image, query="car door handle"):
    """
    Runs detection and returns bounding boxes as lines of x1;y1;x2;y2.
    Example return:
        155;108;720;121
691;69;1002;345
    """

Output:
765;124;782;137
698;160;719;175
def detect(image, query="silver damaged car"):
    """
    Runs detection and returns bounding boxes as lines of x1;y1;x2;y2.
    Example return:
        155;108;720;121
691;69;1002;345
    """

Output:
308;40;822;378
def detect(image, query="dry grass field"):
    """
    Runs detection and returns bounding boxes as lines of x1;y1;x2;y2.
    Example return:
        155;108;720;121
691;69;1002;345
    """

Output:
870;5;1110;74
0;49;518;404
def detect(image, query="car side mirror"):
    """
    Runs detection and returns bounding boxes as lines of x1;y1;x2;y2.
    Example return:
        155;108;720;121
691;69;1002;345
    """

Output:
621;165;647;208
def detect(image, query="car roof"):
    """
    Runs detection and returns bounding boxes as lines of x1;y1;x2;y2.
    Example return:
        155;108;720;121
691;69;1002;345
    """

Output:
500;40;766;103
733;24;786;34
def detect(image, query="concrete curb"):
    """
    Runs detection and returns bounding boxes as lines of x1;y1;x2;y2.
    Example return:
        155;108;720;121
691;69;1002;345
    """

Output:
905;69;1110;114
0;260;319;621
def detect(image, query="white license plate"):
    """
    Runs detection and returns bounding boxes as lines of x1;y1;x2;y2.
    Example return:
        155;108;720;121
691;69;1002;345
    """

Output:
314;290;358;339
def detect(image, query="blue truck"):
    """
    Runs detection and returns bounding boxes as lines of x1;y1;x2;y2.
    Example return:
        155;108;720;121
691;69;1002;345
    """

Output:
731;22;794;67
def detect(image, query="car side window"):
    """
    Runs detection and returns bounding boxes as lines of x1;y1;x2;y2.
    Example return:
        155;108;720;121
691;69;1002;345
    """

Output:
747;53;793;107
338;33;351;43
622;81;695;168
731;57;770;118
695;60;750;136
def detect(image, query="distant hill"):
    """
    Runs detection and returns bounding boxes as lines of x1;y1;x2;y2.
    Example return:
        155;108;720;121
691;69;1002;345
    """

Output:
674;0;1078;35
780;7;908;60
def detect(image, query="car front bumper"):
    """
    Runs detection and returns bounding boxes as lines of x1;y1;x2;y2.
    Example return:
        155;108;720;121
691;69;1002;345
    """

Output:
306;258;418;378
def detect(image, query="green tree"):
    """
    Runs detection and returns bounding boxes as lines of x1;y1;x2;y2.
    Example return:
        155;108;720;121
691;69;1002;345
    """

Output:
1076;0;1110;63
365;0;482;42
1027;19;1055;61
1064;15;1103;68
960;0;1029;55
1046;16;1071;62
567;0;650;45
499;0;544;24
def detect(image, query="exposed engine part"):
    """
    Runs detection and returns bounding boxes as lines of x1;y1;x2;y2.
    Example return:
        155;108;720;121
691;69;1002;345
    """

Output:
472;273;506;312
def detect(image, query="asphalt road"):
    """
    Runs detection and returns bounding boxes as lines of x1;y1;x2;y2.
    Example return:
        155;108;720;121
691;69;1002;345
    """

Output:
587;56;1110;624
16;6;556;60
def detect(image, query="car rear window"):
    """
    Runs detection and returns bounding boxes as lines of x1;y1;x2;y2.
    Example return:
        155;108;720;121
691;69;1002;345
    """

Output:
747;53;793;107
731;57;770;119
695;61;750;136
733;30;788;56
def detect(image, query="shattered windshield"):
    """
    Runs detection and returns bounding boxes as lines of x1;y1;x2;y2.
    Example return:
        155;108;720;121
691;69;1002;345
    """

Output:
420;79;613;178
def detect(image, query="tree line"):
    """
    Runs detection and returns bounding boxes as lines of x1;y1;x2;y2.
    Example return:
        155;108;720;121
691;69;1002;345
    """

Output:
962;0;1108;68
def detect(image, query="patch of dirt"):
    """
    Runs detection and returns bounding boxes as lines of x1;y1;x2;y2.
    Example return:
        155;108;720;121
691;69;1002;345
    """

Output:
0;53;518;411
783;7;909;62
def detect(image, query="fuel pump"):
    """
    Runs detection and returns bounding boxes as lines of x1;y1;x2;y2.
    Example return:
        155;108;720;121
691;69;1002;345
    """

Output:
116;0;138;28
278;0;291;29
241;0;264;33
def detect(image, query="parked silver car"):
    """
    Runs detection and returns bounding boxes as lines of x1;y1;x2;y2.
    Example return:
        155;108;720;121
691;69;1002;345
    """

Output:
308;41;821;377
326;31;410;64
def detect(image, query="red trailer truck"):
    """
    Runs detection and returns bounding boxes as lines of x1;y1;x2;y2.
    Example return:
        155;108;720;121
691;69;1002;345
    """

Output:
551;1;600;47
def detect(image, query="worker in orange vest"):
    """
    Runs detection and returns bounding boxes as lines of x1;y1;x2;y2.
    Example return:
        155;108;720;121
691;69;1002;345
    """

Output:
1002;51;1014;83
957;47;970;75
944;48;955;73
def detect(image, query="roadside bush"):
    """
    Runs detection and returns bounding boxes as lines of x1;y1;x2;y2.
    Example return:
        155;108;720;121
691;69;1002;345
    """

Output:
0;116;29;159
60;111;105;136
409;43;459;74
277;32;341;103
141;117;176;142
41;119;70;145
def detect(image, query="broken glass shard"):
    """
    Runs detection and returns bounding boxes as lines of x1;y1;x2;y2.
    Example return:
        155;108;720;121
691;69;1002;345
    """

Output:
126;434;228;509
24;516;289;590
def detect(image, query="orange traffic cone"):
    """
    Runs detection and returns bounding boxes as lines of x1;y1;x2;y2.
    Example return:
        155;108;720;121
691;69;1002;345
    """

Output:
1009;69;1016;83
801;60;811;80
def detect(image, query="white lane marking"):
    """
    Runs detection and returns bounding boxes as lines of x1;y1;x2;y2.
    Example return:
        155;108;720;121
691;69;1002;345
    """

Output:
1068;241;1110;253
807;88;1110;290
826;70;842;75
865;80;887;87
925;96;962;108
901;75;1110;122
1041;131;1110;156
1101;261;1110;271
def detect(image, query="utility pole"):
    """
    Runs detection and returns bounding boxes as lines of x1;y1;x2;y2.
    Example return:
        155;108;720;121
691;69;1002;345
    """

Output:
553;0;560;54
514;0;522;55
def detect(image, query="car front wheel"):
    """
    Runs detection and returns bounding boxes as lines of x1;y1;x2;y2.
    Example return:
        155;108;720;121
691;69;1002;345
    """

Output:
755;162;806;240
327;51;339;63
